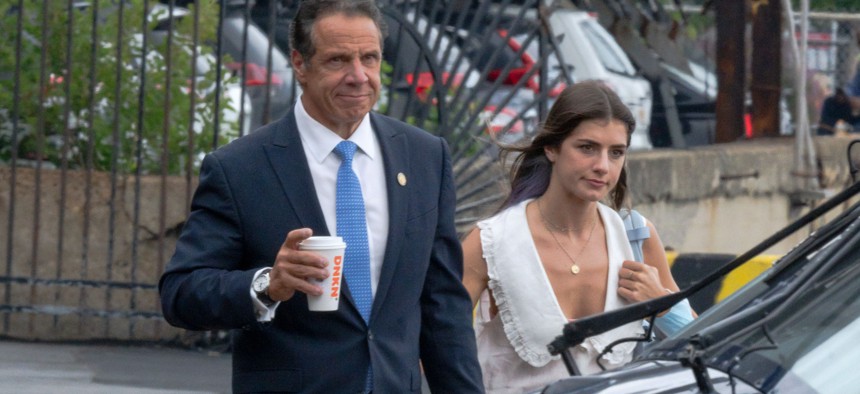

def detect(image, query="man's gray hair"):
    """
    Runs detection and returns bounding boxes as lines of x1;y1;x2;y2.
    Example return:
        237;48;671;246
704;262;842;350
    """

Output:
289;0;388;61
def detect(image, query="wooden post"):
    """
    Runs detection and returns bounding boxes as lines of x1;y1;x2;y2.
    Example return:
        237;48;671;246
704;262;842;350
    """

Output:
715;0;748;143
751;0;783;138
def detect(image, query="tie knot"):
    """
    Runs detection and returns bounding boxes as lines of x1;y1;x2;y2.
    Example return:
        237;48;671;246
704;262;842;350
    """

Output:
334;141;358;163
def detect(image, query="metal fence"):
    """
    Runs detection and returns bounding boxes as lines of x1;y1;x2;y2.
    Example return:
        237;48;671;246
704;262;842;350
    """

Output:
0;0;567;343
3;0;858;344
802;12;860;125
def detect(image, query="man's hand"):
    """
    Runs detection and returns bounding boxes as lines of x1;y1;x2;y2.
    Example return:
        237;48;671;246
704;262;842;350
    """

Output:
268;228;329;302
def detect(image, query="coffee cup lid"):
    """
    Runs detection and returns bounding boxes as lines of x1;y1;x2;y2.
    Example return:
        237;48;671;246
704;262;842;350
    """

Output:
299;236;346;250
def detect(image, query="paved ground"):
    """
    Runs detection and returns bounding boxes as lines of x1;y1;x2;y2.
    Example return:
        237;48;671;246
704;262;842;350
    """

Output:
0;340;232;393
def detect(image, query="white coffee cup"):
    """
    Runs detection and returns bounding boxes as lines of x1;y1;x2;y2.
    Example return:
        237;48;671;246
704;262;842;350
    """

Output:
299;236;346;311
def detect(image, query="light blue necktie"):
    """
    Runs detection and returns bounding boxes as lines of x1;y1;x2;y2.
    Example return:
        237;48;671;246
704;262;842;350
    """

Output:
333;141;373;393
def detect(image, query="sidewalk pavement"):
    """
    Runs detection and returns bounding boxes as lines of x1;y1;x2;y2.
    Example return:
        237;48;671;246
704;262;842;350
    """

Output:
0;339;232;393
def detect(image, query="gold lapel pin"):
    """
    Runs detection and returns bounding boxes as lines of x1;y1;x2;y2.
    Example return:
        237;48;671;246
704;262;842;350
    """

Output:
397;172;407;186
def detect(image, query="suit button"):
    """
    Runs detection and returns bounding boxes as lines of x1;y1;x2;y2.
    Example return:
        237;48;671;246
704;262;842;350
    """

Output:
368;330;374;341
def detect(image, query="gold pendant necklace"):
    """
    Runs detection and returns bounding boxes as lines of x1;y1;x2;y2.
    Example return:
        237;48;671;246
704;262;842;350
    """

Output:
538;198;598;275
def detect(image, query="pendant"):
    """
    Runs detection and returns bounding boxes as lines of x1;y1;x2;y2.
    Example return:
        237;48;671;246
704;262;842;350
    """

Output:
570;264;580;275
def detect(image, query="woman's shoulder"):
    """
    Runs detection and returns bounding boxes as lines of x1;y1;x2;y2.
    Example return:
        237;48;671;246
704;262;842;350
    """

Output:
478;199;533;227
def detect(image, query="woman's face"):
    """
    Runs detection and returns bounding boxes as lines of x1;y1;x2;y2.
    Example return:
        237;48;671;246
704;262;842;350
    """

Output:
544;119;629;202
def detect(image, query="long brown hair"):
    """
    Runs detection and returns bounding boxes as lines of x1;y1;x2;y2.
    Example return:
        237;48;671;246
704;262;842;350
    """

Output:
498;80;636;211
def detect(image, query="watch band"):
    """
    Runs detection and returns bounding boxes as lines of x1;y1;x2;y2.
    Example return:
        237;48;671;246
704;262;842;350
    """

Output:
254;268;275;306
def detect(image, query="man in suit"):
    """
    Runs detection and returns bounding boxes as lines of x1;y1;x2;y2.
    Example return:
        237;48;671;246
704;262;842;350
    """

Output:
158;0;484;392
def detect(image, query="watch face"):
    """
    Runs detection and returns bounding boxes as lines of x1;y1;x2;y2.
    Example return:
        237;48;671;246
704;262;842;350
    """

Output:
252;273;269;293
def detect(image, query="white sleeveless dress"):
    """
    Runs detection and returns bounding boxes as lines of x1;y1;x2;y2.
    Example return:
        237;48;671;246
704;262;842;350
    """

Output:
475;199;644;393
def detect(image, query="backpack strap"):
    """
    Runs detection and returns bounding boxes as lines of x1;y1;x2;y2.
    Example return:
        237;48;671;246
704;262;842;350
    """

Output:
619;208;650;262
620;209;695;338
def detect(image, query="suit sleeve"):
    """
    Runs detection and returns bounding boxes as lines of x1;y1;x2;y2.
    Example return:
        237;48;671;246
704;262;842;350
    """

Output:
419;137;485;393
159;153;259;330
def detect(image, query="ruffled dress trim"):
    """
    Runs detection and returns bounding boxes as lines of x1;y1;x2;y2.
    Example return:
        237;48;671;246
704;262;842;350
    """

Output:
477;199;643;371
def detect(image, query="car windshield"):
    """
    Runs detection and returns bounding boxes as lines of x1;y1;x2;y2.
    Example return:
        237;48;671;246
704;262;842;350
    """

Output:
711;247;860;393
579;18;636;76
696;212;860;393
628;200;860;394
649;204;860;347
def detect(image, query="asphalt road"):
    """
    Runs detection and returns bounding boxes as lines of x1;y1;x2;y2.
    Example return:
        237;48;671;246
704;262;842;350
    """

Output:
0;340;232;393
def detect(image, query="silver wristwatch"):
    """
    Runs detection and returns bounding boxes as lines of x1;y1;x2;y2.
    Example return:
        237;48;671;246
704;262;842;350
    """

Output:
252;269;275;306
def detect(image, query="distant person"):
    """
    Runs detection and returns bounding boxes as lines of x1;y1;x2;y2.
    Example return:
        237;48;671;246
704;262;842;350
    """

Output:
848;31;860;98
847;30;860;129
817;87;857;135
461;81;690;392
159;0;484;392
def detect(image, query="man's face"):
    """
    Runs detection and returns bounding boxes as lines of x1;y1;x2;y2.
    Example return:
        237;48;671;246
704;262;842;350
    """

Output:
291;13;382;137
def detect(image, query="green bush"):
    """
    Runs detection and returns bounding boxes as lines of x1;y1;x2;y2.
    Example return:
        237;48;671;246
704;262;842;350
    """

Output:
0;0;240;175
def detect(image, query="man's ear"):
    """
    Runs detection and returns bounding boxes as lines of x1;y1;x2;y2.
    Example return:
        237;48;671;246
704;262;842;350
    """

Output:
291;49;306;85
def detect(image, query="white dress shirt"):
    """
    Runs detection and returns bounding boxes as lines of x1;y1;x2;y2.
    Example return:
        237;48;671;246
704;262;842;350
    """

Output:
253;98;389;320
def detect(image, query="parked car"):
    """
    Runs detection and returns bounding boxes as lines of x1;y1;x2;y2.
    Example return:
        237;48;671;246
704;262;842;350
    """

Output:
216;0;295;133
375;6;546;145
649;60;719;148
379;9;481;121
650;60;793;148
156;0;295;133
547;9;654;150
535;166;860;393
448;12;569;143
148;3;252;136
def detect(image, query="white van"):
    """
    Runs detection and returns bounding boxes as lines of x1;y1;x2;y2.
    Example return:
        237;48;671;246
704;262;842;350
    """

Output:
548;10;654;150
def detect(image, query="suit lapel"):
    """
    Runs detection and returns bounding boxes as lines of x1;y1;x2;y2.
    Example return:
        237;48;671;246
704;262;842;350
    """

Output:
263;112;330;236
370;114;409;321
265;112;410;323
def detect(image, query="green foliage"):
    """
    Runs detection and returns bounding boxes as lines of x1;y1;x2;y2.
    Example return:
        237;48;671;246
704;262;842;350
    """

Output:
795;0;860;12
661;0;860;40
0;0;240;175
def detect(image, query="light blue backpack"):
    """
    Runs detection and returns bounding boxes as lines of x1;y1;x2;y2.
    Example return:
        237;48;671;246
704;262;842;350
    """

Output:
619;209;694;337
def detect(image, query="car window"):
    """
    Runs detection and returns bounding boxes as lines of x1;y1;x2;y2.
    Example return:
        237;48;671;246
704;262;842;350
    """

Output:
579;19;636;76
662;62;717;100
649;208;858;348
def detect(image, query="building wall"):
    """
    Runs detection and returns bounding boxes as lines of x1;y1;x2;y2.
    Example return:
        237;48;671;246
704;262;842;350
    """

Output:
627;136;856;256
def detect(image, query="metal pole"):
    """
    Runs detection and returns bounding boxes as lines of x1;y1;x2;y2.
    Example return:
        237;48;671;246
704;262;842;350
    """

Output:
786;0;819;191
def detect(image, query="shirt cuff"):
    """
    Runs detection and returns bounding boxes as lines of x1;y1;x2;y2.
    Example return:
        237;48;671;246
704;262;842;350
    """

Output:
250;268;280;322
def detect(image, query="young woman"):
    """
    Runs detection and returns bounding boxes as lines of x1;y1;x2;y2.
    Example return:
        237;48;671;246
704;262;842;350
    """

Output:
462;81;684;393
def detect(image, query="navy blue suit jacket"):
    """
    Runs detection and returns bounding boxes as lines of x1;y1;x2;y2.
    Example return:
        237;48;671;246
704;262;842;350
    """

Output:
159;111;483;393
